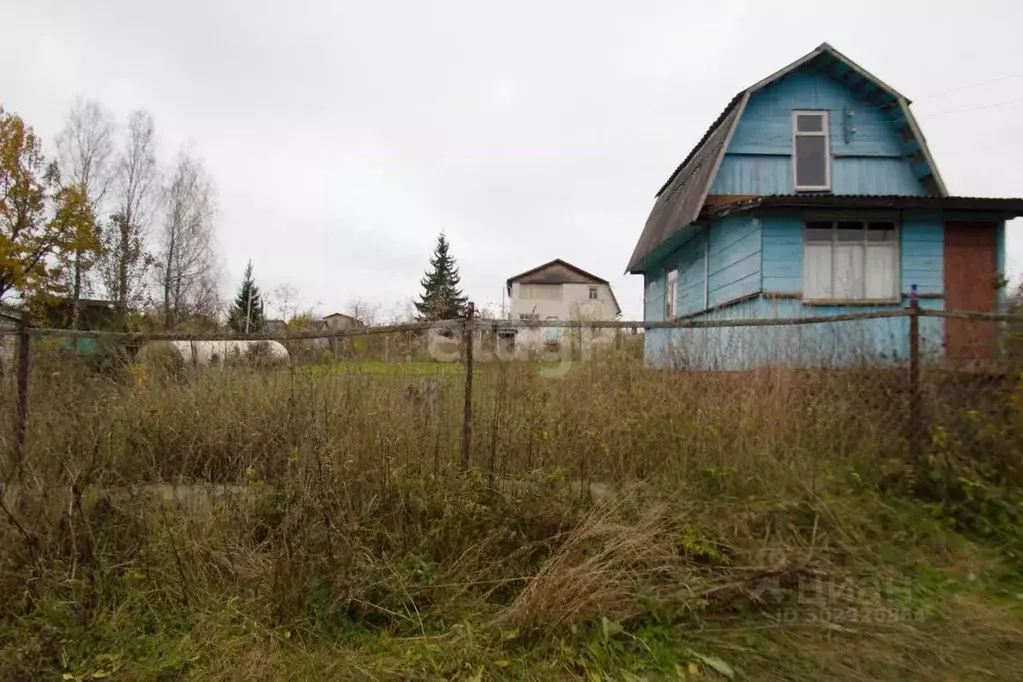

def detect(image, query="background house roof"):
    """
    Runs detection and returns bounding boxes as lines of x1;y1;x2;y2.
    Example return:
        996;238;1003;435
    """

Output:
627;42;949;274
506;259;610;289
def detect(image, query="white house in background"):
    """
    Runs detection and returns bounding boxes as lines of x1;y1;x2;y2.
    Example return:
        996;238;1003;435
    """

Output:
505;259;621;351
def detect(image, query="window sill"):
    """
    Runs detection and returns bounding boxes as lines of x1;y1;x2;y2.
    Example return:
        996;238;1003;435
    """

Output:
802;298;901;306
793;187;832;193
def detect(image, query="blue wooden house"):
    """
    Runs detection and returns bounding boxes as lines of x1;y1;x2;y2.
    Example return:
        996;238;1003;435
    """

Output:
628;43;1023;370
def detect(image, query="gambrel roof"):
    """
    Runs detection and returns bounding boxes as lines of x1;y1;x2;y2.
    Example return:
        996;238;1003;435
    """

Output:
626;42;948;273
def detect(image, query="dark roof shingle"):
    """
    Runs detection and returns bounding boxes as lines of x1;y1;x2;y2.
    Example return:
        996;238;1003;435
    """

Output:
626;98;743;273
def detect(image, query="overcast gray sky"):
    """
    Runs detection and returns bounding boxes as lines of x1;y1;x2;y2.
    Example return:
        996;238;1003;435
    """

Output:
3;0;1022;319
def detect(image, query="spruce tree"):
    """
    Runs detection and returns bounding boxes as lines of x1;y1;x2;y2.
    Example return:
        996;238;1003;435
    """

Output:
229;260;265;333
414;232;468;321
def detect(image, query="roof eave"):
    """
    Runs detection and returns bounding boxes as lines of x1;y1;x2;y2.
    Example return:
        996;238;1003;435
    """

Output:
707;195;1023;218
899;96;948;197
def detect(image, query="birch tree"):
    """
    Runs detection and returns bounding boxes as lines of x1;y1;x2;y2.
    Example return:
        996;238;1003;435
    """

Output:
55;97;114;206
156;149;219;329
100;109;158;312
54;97;113;325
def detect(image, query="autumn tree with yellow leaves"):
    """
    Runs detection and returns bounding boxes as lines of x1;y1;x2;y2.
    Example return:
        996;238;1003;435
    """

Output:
0;106;101;308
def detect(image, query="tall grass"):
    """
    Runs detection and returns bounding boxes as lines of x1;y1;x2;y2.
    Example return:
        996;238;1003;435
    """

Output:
1;331;1022;680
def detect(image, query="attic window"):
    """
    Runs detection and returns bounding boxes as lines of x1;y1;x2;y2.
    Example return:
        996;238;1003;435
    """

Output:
793;111;831;191
588;286;598;300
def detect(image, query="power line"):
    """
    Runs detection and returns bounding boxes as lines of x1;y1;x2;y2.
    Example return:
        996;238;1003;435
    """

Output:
914;72;1023;101
919;96;1023;116
856;72;1023;111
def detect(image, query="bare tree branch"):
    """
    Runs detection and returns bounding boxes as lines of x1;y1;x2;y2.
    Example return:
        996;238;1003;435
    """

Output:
100;109;158;312
54;97;115;208
54;97;113;323
156;148;220;329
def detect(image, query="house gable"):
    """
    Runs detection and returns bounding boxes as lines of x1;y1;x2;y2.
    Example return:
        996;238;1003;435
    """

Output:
711;69;928;196
626;42;946;274
507;259;608;290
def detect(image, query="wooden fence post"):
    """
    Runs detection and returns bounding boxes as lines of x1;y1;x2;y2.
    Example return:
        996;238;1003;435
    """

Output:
908;285;921;462
460;302;475;472
14;313;30;472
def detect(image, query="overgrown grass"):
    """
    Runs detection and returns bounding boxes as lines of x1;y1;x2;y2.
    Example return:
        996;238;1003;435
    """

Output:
1;336;1022;680
310;360;466;375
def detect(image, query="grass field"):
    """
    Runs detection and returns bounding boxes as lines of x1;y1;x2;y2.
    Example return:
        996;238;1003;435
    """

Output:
312;360;466;375
1;339;1022;680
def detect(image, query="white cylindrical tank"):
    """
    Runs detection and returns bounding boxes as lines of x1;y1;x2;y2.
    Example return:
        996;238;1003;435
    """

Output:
137;340;290;367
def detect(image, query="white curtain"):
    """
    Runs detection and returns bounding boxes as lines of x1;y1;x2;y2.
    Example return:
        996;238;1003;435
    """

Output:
833;244;864;299
804;243;833;299
865;244;897;299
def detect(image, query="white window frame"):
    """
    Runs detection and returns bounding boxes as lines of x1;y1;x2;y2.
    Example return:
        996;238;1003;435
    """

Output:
792;110;831;192
802;218;901;303
588;286;598;300
665;268;678;319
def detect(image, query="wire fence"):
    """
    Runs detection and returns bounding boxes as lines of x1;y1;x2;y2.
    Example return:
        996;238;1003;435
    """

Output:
1;299;1019;485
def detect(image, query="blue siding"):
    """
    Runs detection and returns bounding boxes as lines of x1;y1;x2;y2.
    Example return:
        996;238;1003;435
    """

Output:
643;209;952;369
644;271;664;322
710;156;924;195
645;295;944;371
674;231;707;316
707;215;762;306
653;228;706;318
728;71;903;156
761;213;803;292
758;211;946;298
645;296;763;370
639;217;760;323
710;69;925;196
901;212;944;295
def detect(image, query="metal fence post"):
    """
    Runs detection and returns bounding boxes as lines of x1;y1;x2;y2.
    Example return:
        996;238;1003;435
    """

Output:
908;285;921;462
14;313;30;472
460;302;475;472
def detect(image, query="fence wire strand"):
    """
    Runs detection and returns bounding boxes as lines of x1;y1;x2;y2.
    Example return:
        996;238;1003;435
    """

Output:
2;305;1019;489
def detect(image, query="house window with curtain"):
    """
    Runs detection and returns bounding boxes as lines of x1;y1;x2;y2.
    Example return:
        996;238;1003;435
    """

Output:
803;220;899;301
